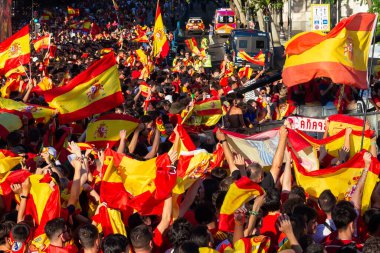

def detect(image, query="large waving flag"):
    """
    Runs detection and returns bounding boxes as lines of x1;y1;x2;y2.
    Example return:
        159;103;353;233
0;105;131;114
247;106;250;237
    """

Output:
25;174;61;237
183;97;223;127
282;13;377;89
327;114;366;136
238;50;265;66
101;149;176;215
33;35;50;52
290;149;380;214
0;97;55;123
85;113;139;148
219;177;264;232
0;169;30;213
42;53;124;124
0;25;30;77
135;49;148;66
0;77;21;98
220;236;271;253
153;0;170;59
0;109;24;139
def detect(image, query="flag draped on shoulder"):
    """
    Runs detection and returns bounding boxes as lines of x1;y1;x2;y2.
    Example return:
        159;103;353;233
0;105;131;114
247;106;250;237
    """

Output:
153;0;169;59
282;13;377;89
85;113;139;148
237;50;265;66
0;25;30;77
25;174;61;237
0;97;55;123
219;177;264;232
183;97;223;127
42;53;124;124
100;149;176;215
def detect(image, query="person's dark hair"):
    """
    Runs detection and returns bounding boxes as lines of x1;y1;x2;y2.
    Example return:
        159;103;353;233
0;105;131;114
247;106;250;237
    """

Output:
367;212;380;235
173;241;200;253
262;188;281;212
282;197;305;215
6;132;22;148
102;234;128;253
219;177;234;192
210;168;228;181
293;205;318;224
44;218;66;240
318;189;337;213
246;162;263;181
190;225;212;247
305;243;325;253
363;236;380;253
0;221;15;245
168;218;193;250
289;186;307;202
337;242;359;253
11;223;30;242
202;179;219;202
78;223;99;249
129;225;152;251
194;201;216;225
332;201;357;230
212;191;226;211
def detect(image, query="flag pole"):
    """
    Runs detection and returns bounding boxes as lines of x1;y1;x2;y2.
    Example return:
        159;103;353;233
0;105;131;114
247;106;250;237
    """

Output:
360;15;378;150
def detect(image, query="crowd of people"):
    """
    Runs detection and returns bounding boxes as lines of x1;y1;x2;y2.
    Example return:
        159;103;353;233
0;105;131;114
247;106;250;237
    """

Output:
1;0;380;253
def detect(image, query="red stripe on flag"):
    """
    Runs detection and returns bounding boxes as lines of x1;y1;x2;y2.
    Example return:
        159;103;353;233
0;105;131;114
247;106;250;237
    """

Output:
0;26;29;51
100;181;130;211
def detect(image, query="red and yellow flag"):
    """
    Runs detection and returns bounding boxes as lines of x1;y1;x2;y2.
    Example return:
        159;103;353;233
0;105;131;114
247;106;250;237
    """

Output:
183;97;223;127
133;35;149;43
327;114;366;136
136;49;148;66
238;66;253;79
283;13;377;89
185;38;201;56
139;81;150;97
85;113;139;148
25;174;61;237
0;170;30;213
0;97;56;123
219;177;264;232
33;35;50;52
221;236;271;253
238;50;265;66
153;0;170;59
101;148;176;215
93;206;127;237
0;109;24;139
42;53;124;124
0;76;21;98
0;149;23;175
0;25;30;77
33;76;53;93
67;6;79;16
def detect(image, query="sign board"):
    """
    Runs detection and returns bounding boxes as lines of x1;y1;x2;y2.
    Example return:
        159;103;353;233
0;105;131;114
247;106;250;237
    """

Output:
311;4;330;32
288;116;326;133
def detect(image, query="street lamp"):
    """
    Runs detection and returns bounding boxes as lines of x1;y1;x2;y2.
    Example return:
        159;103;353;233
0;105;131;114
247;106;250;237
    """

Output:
288;0;292;40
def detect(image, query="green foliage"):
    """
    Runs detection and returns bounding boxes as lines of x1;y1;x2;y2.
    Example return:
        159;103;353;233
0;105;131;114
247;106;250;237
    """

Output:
368;1;380;35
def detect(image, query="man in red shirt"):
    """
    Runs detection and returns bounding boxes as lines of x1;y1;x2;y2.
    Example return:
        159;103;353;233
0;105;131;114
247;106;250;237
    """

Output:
43;218;78;253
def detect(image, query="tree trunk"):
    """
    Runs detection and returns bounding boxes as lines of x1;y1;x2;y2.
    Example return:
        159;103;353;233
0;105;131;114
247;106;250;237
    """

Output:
231;0;247;27
367;0;373;10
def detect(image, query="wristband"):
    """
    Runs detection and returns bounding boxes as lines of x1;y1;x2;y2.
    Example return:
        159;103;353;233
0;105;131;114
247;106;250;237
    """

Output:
20;195;28;199
219;139;227;144
248;210;259;216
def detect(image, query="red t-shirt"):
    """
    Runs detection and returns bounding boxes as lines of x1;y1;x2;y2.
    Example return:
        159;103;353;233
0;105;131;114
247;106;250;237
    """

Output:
153;228;163;253
44;244;78;253
261;212;281;250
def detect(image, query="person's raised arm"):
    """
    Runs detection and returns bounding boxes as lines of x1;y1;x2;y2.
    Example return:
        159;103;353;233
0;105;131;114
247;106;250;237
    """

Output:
270;126;288;183
179;179;202;217
156;196;173;234
351;152;371;210
144;128;161;159
281;149;292;193
244;194;265;237
67;157;83;207
128;123;145;154
277;215;302;253
215;129;238;175
22;81;33;103
117;129;128;154
17;177;31;223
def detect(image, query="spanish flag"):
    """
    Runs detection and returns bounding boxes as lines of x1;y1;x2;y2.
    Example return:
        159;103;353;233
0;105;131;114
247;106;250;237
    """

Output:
33;76;53;93
82;21;91;33
238;66;253;79
85;113;139;148
219;176;264;232
290;149;380;214
133;35;149;43
99;48;113;56
67;6;79;16
42;53;124;124
0;109;24;139
282;13;377;89
0;25;30;77
153;0;170;59
238;50;265;66
93;206;127;237
139;81;150;97
0;170;30;214
220;236;271;253
33;35;50;53
0;77;20;98
185;38;201;56
136;49;148;66
0;149;23;175
101;148;176;215
25;174;61;237
327;114;366;136
183;97;223;127
0;97;55;123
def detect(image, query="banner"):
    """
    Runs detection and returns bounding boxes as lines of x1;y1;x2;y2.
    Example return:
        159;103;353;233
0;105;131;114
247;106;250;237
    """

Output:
287;116;326;132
